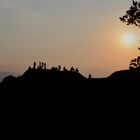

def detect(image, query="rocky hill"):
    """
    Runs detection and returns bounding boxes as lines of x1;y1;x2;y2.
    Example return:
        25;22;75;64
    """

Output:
1;65;140;137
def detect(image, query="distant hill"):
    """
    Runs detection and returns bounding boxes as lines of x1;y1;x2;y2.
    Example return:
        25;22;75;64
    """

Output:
0;71;19;82
108;68;140;80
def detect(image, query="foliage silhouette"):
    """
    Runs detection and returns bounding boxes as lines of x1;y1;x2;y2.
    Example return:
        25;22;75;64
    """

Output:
120;1;140;70
120;1;140;27
129;56;140;69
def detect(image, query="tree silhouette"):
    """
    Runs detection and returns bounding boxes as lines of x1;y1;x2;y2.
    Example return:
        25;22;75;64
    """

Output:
120;1;140;27
120;1;140;70
129;56;140;70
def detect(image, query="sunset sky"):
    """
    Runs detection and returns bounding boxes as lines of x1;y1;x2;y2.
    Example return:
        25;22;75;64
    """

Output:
0;0;140;77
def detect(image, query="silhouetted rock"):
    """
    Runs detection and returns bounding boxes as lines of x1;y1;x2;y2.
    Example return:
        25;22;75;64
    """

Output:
0;71;18;82
1;65;140;138
2;75;16;83
22;67;86;82
108;69;140;80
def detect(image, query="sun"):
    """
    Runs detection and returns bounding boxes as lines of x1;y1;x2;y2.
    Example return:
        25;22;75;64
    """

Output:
122;32;137;46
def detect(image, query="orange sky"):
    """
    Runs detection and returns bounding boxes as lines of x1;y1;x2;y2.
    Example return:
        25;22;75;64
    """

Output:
0;0;140;77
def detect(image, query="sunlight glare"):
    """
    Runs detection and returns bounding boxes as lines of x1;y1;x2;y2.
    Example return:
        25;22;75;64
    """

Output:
122;33;137;46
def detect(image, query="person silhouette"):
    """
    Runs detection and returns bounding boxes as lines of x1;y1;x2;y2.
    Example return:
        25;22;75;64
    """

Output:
63;67;67;71
39;62;41;69
75;68;79;73
33;62;36;69
88;74;92;79
58;65;61;71
28;66;31;70
70;67;74;72
41;62;44;69
44;63;46;69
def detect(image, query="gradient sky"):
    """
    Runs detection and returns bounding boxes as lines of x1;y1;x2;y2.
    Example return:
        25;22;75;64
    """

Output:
0;0;140;77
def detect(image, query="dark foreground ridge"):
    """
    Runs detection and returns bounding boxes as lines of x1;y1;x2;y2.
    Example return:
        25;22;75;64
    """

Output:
1;63;140;138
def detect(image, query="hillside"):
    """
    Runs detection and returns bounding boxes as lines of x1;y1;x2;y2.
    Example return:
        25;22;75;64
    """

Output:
0;66;140;137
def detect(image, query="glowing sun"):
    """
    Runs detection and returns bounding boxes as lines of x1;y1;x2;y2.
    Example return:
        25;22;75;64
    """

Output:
122;33;137;46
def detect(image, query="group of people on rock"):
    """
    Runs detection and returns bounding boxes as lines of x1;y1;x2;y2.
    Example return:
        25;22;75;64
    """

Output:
51;65;79;73
29;62;79;73
28;62;93;78
33;62;46;69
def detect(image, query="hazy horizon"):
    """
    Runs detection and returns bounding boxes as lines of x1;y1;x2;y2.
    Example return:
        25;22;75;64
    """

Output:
0;0;140;77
